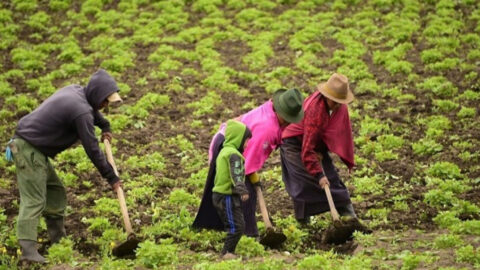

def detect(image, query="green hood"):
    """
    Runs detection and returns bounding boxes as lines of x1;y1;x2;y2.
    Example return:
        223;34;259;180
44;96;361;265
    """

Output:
223;120;248;151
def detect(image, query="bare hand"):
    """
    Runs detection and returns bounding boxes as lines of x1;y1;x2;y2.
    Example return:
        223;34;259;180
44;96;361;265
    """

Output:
102;132;113;143
112;180;122;192
241;194;249;202
319;176;330;189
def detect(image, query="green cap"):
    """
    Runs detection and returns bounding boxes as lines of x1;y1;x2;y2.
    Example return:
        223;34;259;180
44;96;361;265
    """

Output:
273;88;304;123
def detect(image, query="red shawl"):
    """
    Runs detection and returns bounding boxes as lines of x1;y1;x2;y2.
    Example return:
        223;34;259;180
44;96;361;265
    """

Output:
282;91;355;176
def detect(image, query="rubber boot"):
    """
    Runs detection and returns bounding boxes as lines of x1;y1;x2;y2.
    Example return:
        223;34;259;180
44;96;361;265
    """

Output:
46;217;66;244
19;240;46;263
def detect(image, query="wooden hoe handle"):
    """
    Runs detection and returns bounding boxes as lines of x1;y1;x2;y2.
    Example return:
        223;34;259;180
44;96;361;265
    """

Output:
324;185;340;222
255;185;273;229
104;139;134;235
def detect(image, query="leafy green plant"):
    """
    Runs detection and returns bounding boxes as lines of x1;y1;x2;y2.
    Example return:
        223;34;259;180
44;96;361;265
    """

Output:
353;175;384;195
426;161;462;179
433;99;459;112
421;49;443;64
10;47;48;72
416;76;458;98
136;239;178;268
168;189;200;207
187;91;222;117
366;208;390;226
0;80;14;97
93;198;120;216
424;189;456;208
433;234;463;249
236;236;265;257
47;237;75;265
455;245;480;265
457;106;476;118
124;152;166;171
274;216;308;252
83;217;112;233
5;94;38;113
353;231;376;247
49;0;71;11
400;250;422;270
13;0;38;12
126;93;170;119
26;11;51;31
433;211;460;228
297;252;337;269
412;138;443;156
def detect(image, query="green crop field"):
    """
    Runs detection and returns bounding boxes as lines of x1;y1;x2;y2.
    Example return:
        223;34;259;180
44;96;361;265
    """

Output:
0;0;480;269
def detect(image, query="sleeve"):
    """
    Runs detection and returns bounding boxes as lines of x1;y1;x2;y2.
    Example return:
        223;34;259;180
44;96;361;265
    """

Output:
74;113;119;185
301;104;325;179
93;110;111;133
229;154;248;195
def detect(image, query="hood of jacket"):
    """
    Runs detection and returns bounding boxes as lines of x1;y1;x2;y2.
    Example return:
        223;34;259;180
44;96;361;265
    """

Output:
84;69;119;110
224;120;251;153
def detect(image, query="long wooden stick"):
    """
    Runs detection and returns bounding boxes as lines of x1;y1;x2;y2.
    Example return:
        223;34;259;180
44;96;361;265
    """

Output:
324;185;340;222
104;139;133;235
255;185;273;229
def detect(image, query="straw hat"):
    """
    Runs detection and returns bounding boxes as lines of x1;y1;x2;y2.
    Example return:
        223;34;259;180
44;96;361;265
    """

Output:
317;73;354;104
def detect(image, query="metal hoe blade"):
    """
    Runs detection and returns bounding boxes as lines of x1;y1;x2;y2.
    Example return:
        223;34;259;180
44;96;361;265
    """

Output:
112;234;140;258
260;228;287;249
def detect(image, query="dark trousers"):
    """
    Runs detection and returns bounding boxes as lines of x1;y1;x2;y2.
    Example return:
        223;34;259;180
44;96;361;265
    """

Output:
212;192;245;254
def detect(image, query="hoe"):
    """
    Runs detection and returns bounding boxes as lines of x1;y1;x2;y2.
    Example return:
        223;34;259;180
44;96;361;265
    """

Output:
320;185;365;245
104;139;141;257
256;185;287;249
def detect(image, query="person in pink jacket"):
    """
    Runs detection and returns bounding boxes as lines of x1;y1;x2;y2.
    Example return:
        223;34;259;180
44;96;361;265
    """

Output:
193;88;304;237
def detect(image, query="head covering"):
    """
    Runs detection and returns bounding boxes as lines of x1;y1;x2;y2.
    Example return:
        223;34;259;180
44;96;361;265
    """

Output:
273;88;304;123
84;69;120;110
107;92;123;103
317;73;354;104
224;120;249;152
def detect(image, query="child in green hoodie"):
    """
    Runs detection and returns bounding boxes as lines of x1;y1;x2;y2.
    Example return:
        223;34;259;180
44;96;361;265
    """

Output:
212;120;252;258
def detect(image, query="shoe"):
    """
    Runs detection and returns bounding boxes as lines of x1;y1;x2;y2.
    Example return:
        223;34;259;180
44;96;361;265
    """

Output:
19;240;46;263
46;217;66;244
222;252;238;260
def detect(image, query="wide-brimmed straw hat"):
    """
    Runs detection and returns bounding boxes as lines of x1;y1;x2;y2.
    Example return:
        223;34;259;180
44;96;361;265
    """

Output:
107;92;123;103
317;73;354;104
273;88;304;123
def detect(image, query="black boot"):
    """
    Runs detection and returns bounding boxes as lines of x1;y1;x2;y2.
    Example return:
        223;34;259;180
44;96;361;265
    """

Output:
19;240;46;263
46;217;66;244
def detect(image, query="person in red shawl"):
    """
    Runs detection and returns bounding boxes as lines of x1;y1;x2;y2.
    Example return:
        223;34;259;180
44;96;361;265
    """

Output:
280;73;361;224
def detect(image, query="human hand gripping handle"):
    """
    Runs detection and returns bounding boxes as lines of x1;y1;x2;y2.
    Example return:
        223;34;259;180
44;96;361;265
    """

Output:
319;175;330;189
101;132;113;143
320;176;340;223
104;139;133;235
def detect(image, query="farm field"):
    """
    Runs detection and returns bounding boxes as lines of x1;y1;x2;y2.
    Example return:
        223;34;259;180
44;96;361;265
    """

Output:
0;0;480;269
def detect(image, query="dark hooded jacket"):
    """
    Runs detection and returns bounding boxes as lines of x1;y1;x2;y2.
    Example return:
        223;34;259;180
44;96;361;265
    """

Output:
15;69;120;184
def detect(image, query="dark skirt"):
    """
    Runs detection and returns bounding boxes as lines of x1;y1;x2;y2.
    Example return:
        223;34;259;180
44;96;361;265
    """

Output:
192;134;259;236
280;137;351;220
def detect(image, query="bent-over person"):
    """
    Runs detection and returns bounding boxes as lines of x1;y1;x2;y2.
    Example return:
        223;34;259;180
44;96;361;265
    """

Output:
6;69;123;263
280;73;364;225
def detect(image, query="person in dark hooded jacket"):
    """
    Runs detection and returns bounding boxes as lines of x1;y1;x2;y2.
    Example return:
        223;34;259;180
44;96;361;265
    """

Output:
6;69;123;263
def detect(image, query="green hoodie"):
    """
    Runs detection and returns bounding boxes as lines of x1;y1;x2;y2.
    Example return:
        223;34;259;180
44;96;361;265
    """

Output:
213;120;250;195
